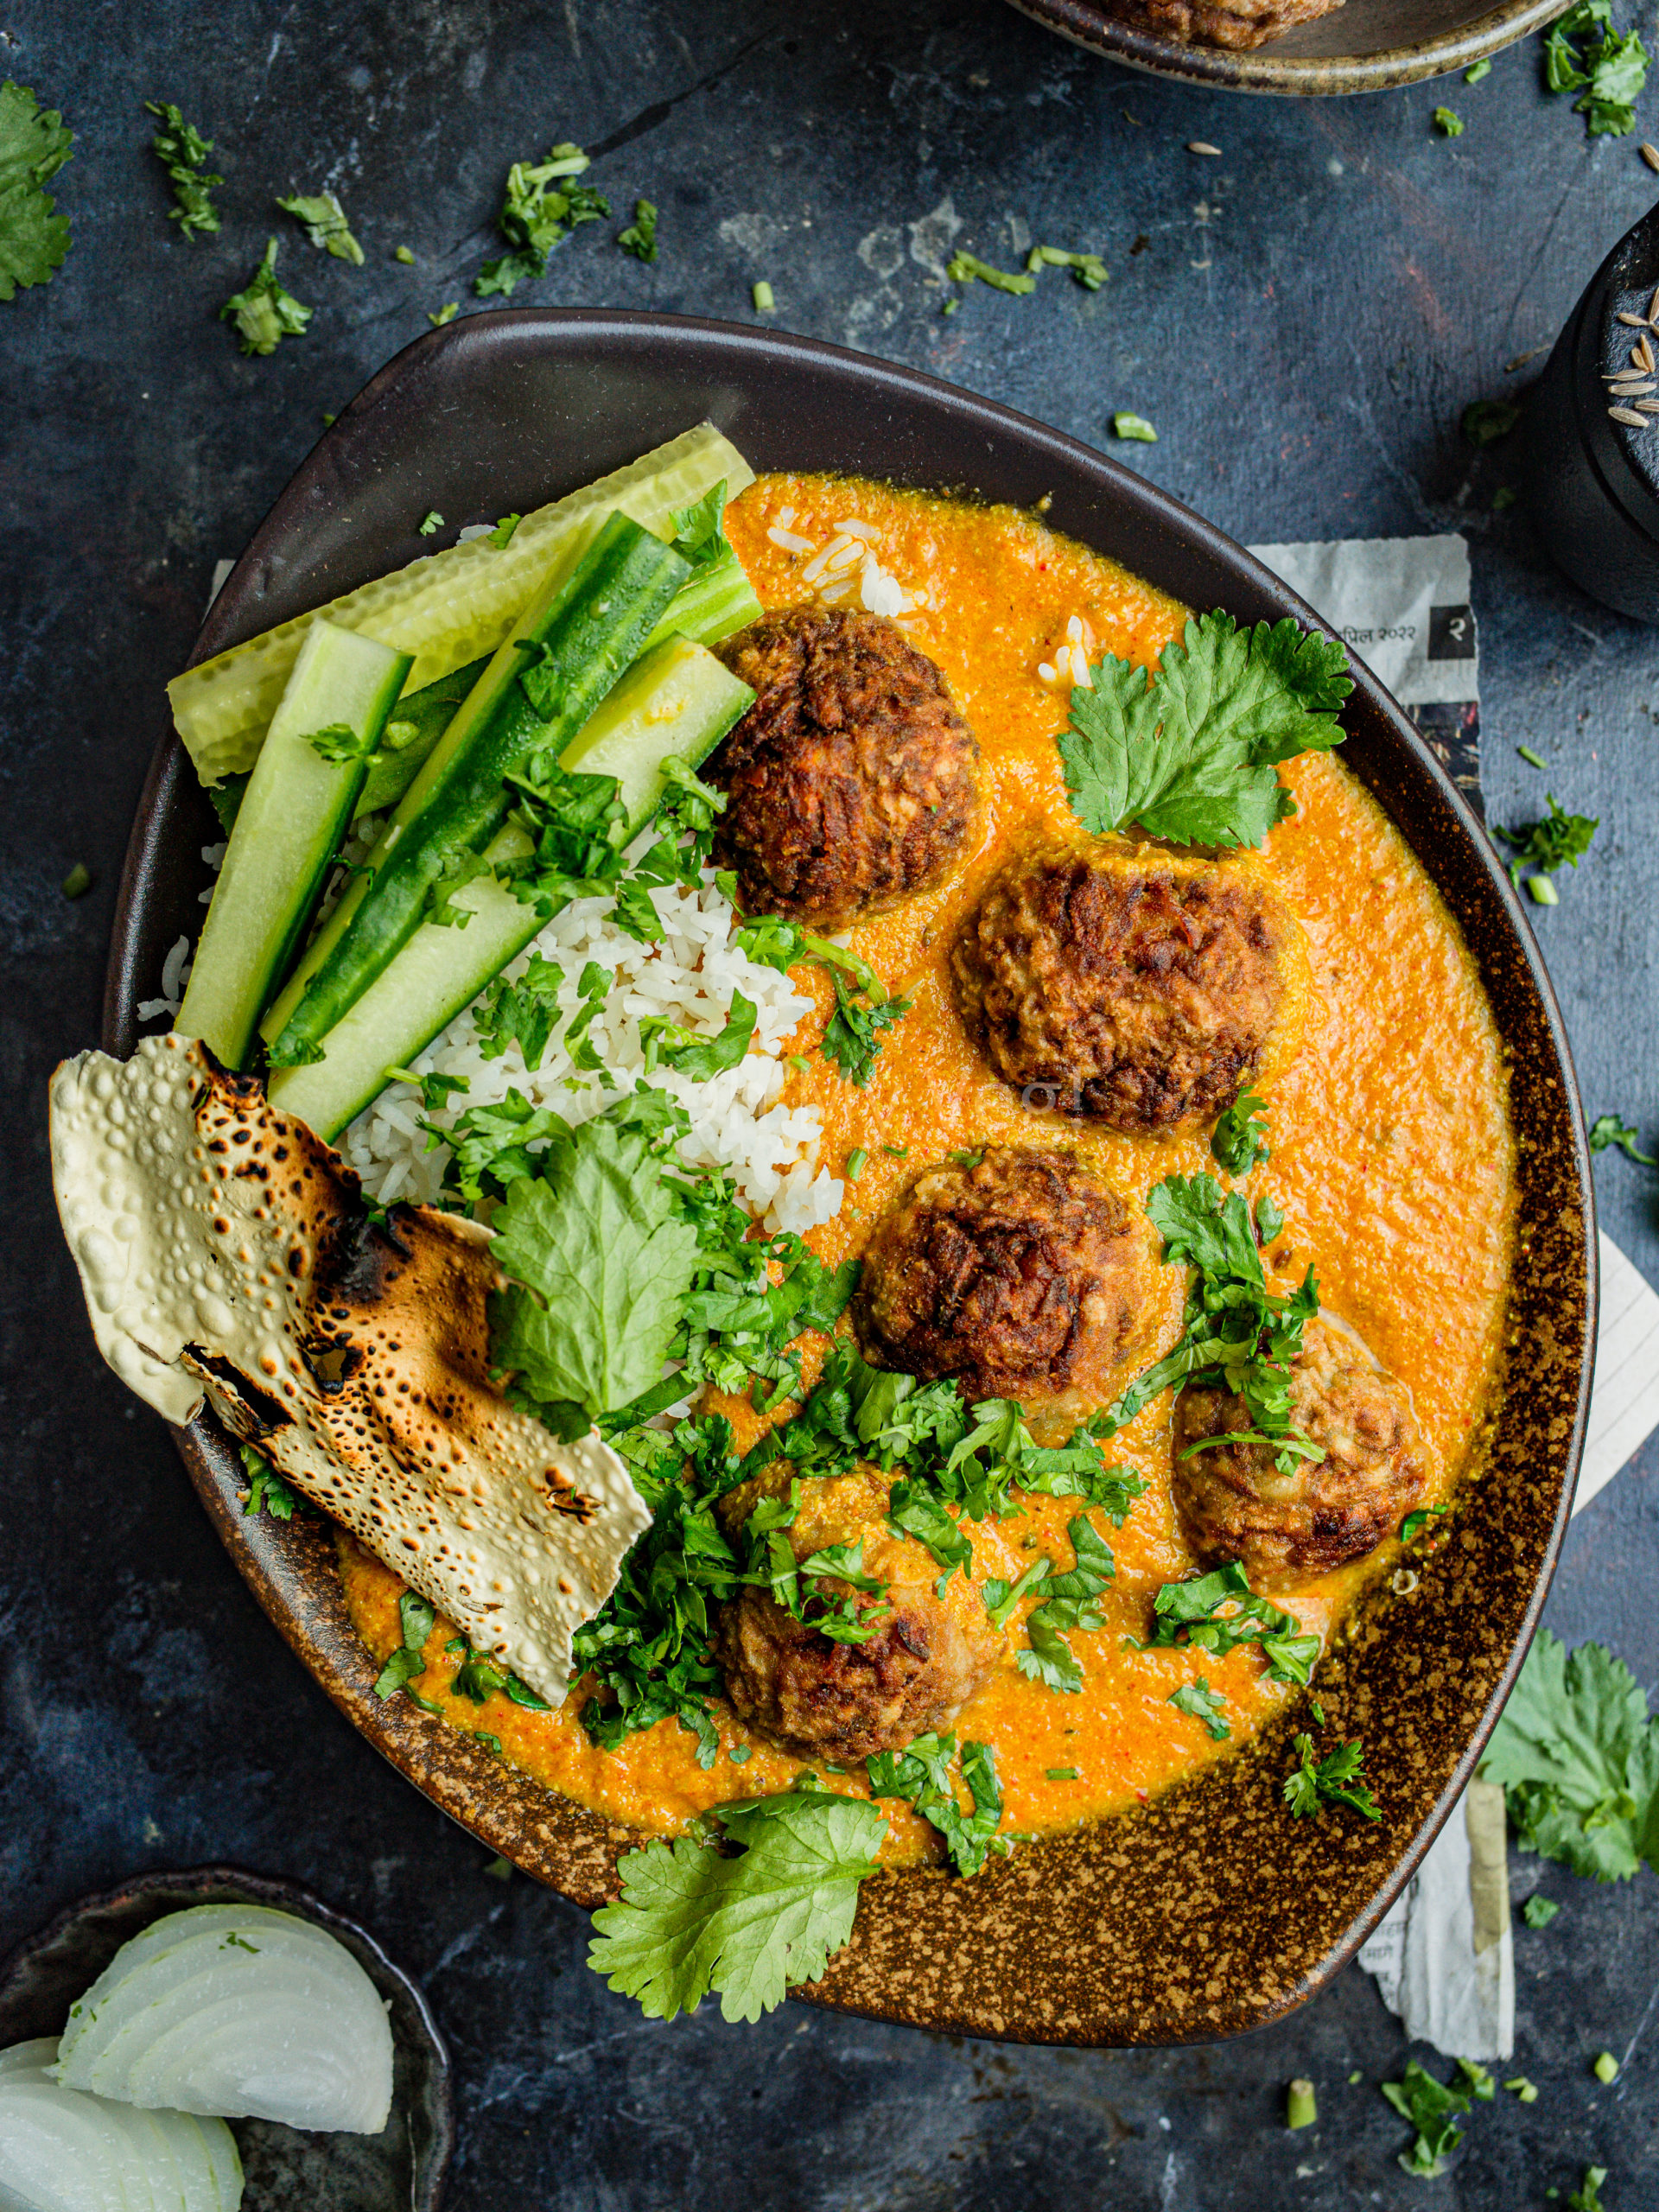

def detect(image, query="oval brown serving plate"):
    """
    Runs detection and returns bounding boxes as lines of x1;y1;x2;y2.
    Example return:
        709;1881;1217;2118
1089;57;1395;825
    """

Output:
105;309;1594;2047
1006;0;1561;95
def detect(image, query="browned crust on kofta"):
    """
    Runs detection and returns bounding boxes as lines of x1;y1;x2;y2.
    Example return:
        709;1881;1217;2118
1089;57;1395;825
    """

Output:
1172;1316;1428;1591
709;605;982;930
1106;0;1343;52
950;841;1296;1135
852;1145;1160;1420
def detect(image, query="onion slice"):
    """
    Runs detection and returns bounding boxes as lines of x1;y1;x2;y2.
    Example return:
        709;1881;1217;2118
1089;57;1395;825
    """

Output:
55;1907;391;2136
0;2042;242;2212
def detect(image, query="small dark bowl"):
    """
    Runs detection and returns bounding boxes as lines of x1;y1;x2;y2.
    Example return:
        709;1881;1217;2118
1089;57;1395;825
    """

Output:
0;1866;453;2209
103;309;1594;2046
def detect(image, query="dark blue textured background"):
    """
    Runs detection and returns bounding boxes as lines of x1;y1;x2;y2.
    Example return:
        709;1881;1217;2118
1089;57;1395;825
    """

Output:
4;2;1657;2204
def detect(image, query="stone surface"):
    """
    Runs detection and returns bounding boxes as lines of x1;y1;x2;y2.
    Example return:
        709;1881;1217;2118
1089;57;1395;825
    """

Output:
3;1;1656;2206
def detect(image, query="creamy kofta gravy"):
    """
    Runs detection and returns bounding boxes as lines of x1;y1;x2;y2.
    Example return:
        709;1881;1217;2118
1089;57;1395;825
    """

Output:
339;473;1516;1866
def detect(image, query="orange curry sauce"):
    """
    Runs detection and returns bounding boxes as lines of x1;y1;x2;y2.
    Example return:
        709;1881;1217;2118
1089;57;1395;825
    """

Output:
339;473;1516;1866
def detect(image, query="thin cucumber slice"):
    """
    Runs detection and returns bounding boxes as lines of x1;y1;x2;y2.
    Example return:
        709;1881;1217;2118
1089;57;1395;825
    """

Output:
263;513;690;1069
268;637;753;1140
176;622;411;1071
639;541;761;659
169;423;753;786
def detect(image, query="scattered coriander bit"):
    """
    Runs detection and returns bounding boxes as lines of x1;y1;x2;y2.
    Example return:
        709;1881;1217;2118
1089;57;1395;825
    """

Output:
881;1143;909;1158
947;249;1036;296
276;190;364;264
619;197;658;262
1285;1732;1380;1820
1045;1765;1081;1780
1497;793;1598;899
1546;0;1649;135
1434;106;1465;135
868;1734;1006;1875
1287;2078;1318;2130
1211;1086;1269;1176
1348;2069;1363;2085
477;142;606;298
1382;2060;1471;2177
60;861;92;899
1518;743;1548;768
321;411;335;425
1026;243;1108;289
429;302;458;327
844;1147;868;1183
484;1853;513;1879
1401;1503;1448;1542
1465;56;1493;79
1483;1629;1659;1882
1568;2167;1609;2212
942;297;959;315
787;1052;810;1072
487;512;521;549
1311;1697;1328;1726
1168;1677;1230;1740
753;279;775;311
220;237;311;356
395;245;415;264
728;1743;753;1764
238;1441;302;1520
1529;874;1560;906
1463;397;1520;445
1113;410;1158;442
1504;2075;1540;2101
417;510;443;536
1589;1113;1657;1165
1459;2057;1497;2101
1593;2050;1619;2083
143;99;216;241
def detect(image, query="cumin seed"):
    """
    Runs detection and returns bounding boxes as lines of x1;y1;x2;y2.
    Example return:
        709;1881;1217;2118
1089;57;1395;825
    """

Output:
1643;142;1659;172
1187;140;1222;155
1618;309;1649;325
1610;405;1649;425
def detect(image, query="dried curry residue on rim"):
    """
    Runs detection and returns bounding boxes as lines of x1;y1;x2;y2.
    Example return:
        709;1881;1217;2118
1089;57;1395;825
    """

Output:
339;472;1516;1866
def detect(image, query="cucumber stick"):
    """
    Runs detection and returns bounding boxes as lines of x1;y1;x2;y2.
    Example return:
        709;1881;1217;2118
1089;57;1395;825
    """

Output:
639;542;761;661
264;512;691;1068
176;621;411;1070
169;423;753;787
267;636;755;1139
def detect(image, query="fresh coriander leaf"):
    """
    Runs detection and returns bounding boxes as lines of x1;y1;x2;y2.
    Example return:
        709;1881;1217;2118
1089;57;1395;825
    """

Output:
1463;397;1520;446
1522;1892;1560;1927
1590;1112;1658;1166
220;236;311;356
398;1589;436;1651
1211;1087;1270;1175
474;955;566;1072
277;189;364;264
475;143;606;297
981;1554;1051;1631
1016;1513;1114;1694
1480;1628;1659;1881
372;1644;426;1700
1026;243;1108;289
1546;0;1648;132
417;509;443;537
866;1732;1006;1875
143;98;216;241
1;79;73;299
1382;2060;1470;2177
822;969;912;1085
429;302;458;327
302;720;375;763
238;1441;302;1520
1496;793;1598;893
442;1090;564;1206
619;197;658;262
1433;105;1465;134
490;1113;701;1421
587;1789;886;2020
946;248;1036;295
1168;1676;1230;1739
1400;1504;1448;1542
385;1063;469;1113
488;512;522;549
641;991;756;1080
1113;411;1158;442
1465;56;1493;79
668;480;730;569
1284;1732;1381;1820
1568;2168;1609;2212
1058;612;1351;852
1458;2056;1497;2101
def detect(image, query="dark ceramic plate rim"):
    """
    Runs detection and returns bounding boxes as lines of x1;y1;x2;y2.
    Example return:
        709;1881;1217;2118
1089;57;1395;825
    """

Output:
0;1865;454;2208
1005;0;1562;94
103;308;1594;2048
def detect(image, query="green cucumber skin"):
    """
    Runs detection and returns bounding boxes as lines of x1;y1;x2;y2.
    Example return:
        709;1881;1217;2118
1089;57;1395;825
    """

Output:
355;655;491;819
639;544;762;660
265;515;690;1068
177;622;411;1071
268;643;753;1141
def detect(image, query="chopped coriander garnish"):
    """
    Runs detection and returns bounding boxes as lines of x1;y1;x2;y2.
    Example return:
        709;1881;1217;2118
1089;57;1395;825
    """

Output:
619;197;658;262
417;510;443;536
1285;1732;1380;1820
1058;615;1350;850
844;1147;868;1183
238;1440;303;1521
1211;1087;1269;1176
1348;2069;1364;2085
1546;0;1649;135
1590;1113;1657;1166
220;237;311;356
1522;1893;1560;1926
753;279;775;311
1287;2079;1317;2130
1113;411;1159;442
1400;1503;1448;1542
1496;793;1598;899
881;1142;909;1157
1568;2170;1609;2212
0;79;74;298
1593;2050;1619;2083
1167;1676;1230;1739
395;245;415;264
1382;2061;1471;2177
946;249;1036;295
277;190;364;264
385;1063;470;1113
484;1853;512;1879
1045;1765;1081;1780
1433;106;1465;135
487;512;521;549
728;1743;753;1764
477;143;606;297
867;1732;1005;1874
61;861;92;899
1503;2075;1538;2100
143;99;218;240
1026;243;1108;289
1465;56;1492;79
1311;1697;1327;1726
1518;743;1548;768
1141;1561;1319;1681
1459;2057;1497;2101
429;302;458;327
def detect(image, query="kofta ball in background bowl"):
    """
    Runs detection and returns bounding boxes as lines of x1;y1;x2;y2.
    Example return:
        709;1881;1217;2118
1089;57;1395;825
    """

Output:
950;839;1308;1134
708;605;983;931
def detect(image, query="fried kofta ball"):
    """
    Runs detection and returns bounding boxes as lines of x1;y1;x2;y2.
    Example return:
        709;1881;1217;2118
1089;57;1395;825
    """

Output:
852;1145;1161;1425
950;840;1305;1135
712;1461;1000;1761
1172;1316;1427;1591
708;606;982;930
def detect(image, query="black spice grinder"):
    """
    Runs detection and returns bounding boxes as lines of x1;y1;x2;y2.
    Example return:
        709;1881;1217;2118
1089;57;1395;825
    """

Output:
1523;196;1659;623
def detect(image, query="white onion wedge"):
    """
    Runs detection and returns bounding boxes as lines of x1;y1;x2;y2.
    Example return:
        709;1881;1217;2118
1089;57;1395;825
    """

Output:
0;2044;242;2212
55;1908;391;2136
